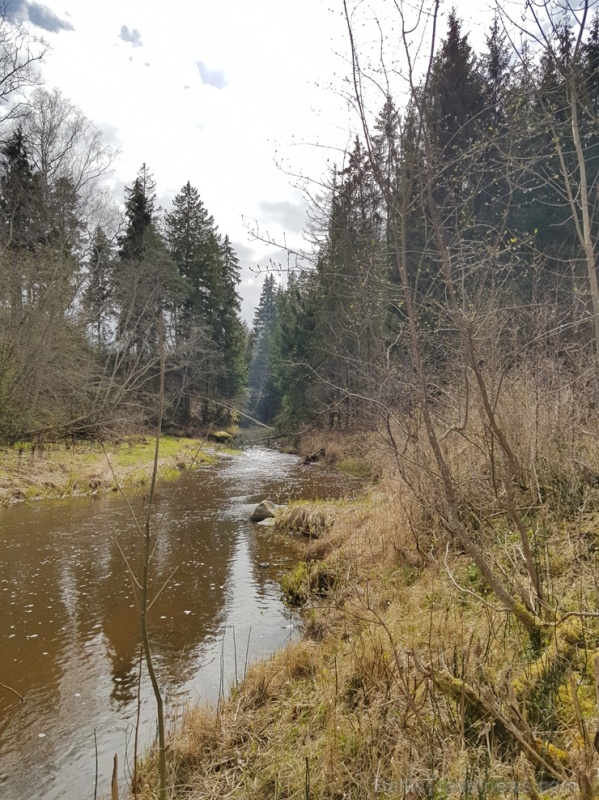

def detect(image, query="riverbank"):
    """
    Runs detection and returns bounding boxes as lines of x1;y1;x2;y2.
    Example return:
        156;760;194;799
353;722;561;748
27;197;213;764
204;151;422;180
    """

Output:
0;435;225;506
1;444;333;800
132;420;599;800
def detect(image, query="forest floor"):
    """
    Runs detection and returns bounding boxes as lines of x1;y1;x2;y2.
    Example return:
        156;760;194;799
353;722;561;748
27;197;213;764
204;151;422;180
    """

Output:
132;427;599;800
0;434;230;507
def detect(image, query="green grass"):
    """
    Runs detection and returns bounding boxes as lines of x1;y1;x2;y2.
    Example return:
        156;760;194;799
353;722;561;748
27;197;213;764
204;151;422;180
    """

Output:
336;456;372;478
0;435;220;506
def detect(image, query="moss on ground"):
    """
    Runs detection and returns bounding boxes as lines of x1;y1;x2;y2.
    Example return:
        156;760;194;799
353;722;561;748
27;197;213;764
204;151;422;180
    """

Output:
0;435;217;506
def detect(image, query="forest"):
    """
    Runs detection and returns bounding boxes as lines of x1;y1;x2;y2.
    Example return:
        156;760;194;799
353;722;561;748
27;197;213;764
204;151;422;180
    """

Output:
7;0;599;796
4;1;599;450
0;16;247;443
203;4;599;793
249;4;599;437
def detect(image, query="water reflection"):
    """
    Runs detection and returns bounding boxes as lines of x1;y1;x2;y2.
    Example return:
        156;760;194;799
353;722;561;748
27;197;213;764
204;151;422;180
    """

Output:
0;447;358;799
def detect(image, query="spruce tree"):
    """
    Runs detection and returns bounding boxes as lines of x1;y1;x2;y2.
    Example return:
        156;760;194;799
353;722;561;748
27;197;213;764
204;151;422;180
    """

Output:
119;163;156;262
247;274;279;423
83;226;114;346
115;164;179;361
428;10;485;230
0;127;38;319
273;271;317;428
0;127;37;251
164;181;220;335
429;10;484;160
477;16;512;231
164;182;223;422
215;235;247;401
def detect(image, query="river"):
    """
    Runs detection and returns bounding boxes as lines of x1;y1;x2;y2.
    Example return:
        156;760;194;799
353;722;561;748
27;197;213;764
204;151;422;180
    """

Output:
0;446;357;800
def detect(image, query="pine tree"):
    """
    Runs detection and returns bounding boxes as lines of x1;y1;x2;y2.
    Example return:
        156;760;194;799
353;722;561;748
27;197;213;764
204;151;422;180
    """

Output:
247;274;279;423
476;16;512;230
164;181;220;335
215;235;247;400
164;182;222;422
316;141;389;426
273;271;317;428
164;184;247;423
482;16;511;130
115;164;179;361
427;10;485;229
0;127;38;319
372;95;401;223
119;163;156;262
83;226;114;346
429;10;484;160
0;127;37;251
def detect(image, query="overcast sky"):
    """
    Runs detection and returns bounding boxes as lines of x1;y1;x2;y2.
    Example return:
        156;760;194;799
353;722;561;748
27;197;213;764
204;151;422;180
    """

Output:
7;0;490;322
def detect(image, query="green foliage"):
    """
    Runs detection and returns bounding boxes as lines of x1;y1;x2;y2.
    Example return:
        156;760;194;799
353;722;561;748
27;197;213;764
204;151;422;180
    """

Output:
281;561;311;606
83;225;114;345
260;8;599;437
118;163;157;262
246;273;279;424
165;183;247;425
272;271;317;429
336;456;371;479
281;560;336;606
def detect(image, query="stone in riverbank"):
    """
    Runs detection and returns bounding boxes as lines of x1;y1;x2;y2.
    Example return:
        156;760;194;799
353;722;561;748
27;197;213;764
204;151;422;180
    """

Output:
250;500;277;522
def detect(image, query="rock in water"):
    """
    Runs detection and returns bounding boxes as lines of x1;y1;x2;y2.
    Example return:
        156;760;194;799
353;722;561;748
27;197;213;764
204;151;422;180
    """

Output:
250;500;277;522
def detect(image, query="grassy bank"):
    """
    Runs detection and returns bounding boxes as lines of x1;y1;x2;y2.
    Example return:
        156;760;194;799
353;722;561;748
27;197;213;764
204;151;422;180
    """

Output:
132;380;599;798
0;435;222;506
135;493;599;798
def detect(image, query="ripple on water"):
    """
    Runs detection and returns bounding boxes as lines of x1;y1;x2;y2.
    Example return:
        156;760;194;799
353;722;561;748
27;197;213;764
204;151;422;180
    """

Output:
0;446;356;800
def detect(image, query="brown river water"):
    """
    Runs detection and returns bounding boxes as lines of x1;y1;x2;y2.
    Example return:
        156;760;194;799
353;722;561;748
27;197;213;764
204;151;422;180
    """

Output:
0;446;358;800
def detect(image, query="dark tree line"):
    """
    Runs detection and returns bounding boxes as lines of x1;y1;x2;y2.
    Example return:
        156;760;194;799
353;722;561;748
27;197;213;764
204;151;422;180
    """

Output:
247;4;599;431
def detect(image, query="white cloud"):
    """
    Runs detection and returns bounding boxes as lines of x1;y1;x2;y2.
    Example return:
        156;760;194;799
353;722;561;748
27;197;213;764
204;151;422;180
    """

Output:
15;0;435;319
258;199;309;235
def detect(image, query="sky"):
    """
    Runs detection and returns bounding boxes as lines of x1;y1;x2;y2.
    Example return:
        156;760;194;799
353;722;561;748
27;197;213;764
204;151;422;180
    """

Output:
4;0;493;322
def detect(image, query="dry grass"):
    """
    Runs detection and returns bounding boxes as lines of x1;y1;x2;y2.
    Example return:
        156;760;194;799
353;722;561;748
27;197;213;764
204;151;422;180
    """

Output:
133;362;599;799
143;515;599;797
0;435;215;506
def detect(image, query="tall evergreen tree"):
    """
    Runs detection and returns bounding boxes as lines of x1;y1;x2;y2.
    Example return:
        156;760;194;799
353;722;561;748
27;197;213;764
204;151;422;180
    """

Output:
115;164;179;361
428;10;485;232
118;162;156;262
164;183;246;423
476;16;512;232
0;127;37;250
83;226;114;346
273;271;317;428
165;182;223;423
215;235;247;400
0;127;38;319
164;181;221;333
316;141;389;426
247;273;279;423
429;10;484;160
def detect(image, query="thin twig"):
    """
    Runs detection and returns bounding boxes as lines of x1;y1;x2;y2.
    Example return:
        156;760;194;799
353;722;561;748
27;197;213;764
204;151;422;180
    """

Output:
0;681;24;701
